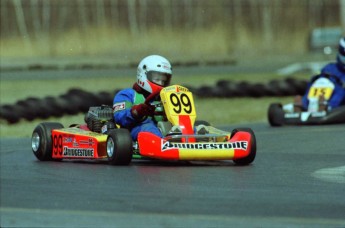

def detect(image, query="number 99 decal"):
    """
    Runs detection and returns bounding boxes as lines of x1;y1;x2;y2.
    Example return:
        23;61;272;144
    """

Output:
170;93;192;114
53;135;63;155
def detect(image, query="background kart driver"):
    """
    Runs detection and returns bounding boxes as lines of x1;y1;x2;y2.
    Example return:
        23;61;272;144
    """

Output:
113;55;172;141
297;37;345;111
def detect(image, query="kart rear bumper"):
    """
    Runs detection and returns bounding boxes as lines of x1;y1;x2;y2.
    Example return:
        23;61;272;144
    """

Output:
268;104;345;126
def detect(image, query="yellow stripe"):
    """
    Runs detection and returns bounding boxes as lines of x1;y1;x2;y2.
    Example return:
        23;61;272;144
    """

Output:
179;149;235;160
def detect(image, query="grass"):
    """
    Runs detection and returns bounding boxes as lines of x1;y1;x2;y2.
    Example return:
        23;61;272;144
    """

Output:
0;72;297;138
0;25;234;62
0;24;308;62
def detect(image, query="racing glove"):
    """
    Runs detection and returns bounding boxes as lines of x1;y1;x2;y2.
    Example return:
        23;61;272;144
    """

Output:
131;103;155;119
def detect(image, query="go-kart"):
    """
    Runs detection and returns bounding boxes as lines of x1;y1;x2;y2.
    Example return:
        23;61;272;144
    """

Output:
268;74;345;126
31;85;256;165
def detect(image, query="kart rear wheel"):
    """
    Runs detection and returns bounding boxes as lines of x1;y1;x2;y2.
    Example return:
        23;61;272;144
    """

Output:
106;129;133;165
31;122;64;161
268;103;284;126
231;128;256;165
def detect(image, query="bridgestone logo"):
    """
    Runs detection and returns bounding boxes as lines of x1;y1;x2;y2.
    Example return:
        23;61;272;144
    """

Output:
161;141;248;151
63;147;94;157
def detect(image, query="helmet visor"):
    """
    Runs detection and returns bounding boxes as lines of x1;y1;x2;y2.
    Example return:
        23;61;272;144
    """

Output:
339;43;345;56
147;71;171;87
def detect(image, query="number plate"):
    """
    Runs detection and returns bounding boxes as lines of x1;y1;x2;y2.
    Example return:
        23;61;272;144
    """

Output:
160;85;197;126
307;77;334;100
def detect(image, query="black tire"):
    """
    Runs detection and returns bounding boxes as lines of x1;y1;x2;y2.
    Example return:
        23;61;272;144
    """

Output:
231;128;256;165
268;103;284;126
325;106;345;123
31;122;64;161
106;129;133;165
0;105;21;124
195;120;211;126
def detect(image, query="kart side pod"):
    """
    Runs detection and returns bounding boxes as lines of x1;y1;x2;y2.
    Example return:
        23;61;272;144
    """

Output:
137;128;256;165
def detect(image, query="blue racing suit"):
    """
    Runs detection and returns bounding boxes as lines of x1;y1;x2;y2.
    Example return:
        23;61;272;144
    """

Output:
113;88;163;141
302;62;345;110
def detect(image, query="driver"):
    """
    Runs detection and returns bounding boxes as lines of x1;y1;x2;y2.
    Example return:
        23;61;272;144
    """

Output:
113;55;172;140
297;37;345;111
321;37;345;81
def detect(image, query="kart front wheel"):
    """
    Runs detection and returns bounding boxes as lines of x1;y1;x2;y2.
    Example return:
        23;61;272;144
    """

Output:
195;120;211;126
268;103;284;126
31;122;64;161
106;129;133;165
231;128;256;165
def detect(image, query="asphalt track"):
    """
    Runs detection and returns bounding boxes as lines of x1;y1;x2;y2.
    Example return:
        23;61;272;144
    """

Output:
1;123;345;227
1;65;345;227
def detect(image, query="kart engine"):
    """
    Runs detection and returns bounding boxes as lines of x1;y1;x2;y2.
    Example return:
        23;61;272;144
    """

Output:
85;105;115;133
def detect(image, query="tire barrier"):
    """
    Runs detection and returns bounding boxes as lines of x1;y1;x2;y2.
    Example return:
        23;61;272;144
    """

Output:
0;88;118;124
0;77;307;124
188;77;307;98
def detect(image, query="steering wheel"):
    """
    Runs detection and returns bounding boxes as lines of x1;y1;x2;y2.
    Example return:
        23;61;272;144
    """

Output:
144;88;165;116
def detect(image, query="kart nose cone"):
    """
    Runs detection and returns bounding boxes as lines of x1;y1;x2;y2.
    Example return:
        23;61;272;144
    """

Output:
31;132;40;152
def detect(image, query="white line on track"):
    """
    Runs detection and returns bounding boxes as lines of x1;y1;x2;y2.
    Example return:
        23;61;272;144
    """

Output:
1;207;344;227
312;166;345;184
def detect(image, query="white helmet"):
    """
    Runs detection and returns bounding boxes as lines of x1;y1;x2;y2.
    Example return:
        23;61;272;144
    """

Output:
136;55;172;94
